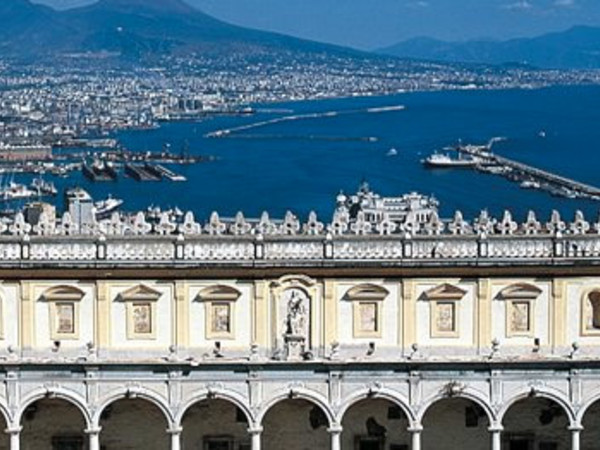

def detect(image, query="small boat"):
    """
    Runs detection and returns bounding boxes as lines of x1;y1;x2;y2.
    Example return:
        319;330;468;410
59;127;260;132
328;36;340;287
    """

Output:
538;130;547;138
1;182;37;201
386;148;398;157
30;177;58;196
520;180;541;189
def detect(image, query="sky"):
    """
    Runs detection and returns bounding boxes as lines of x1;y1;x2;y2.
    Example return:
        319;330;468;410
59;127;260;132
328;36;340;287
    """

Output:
34;0;600;50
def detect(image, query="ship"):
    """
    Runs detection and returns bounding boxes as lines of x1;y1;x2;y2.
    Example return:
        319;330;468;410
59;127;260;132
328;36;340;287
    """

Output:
30;177;58;196
422;152;479;168
1;182;37;201
83;160;118;182
93;195;124;220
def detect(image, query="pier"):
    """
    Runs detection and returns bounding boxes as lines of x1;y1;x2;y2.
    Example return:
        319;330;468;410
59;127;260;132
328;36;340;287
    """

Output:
124;163;161;182
83;162;117;182
456;143;600;200
146;164;187;182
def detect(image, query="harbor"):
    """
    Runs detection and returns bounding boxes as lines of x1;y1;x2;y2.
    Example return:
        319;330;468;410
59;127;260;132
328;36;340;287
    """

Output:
423;138;600;201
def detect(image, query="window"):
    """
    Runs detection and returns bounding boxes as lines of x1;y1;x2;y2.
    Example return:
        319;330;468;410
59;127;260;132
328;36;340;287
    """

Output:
423;283;467;338
498;283;542;338
52;436;83;450
197;285;241;340
354;436;384;450
204;436;234;450
509;301;532;335
41;285;85;340
582;290;600;335
503;434;533;450
345;284;389;339
118;284;162;340
56;302;75;334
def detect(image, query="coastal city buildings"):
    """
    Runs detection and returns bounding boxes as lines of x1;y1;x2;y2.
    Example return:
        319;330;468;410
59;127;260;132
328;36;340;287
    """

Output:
0;187;597;449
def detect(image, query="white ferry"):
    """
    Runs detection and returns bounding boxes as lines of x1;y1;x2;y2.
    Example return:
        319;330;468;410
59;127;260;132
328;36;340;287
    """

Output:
93;195;124;220
422;152;479;168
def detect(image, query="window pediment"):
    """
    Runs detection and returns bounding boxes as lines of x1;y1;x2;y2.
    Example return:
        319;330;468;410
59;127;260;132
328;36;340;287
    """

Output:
498;283;542;300
197;285;242;302
345;283;389;301
41;285;85;302
117;284;162;302
423;283;467;301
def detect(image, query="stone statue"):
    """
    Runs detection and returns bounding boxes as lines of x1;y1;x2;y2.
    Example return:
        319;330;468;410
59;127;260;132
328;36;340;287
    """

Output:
285;290;307;337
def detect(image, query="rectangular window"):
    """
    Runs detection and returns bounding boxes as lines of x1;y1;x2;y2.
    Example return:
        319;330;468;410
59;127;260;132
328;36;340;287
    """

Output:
204;436;234;450
436;301;456;333
52;436;83;450
509;301;532;336
56;302;75;335
354;436;384;450
359;302;378;333
132;302;152;335
212;302;231;334
430;300;460;338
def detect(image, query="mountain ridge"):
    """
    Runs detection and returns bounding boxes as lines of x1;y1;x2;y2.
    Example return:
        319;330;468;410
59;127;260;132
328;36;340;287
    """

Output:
0;0;365;61
378;26;600;69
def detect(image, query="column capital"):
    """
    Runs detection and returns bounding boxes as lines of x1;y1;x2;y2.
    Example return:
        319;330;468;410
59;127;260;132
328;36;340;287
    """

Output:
327;424;343;434
247;426;263;435
167;427;183;435
568;425;584;432
4;426;22;435
488;425;504;433
407;424;423;433
84;427;102;436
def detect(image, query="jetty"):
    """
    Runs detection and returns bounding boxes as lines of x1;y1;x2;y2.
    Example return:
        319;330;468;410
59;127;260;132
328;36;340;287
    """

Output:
145;164;186;182
456;142;600;200
82;162;117;182
125;163;161;182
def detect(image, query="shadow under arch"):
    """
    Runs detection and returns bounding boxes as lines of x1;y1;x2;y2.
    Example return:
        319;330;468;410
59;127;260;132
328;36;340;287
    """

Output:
575;388;600;425
336;388;415;425
174;388;254;427
498;388;576;426
92;386;174;428
257;388;335;426
416;390;496;425
15;387;92;428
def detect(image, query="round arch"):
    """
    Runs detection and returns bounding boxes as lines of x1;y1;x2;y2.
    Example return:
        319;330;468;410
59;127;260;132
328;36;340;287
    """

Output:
92;387;174;428
15;388;92;428
575;389;600;425
0;397;12;427
417;391;496;425
336;388;415;425
257;388;335;427
498;389;576;426
175;389;254;427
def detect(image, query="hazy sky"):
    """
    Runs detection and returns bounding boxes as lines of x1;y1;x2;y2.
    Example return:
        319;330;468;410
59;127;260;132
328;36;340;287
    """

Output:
35;0;600;50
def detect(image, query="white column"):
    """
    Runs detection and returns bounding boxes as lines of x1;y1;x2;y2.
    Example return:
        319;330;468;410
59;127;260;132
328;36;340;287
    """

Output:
5;427;21;450
328;425;342;450
408;425;422;450
489;426;502;450
248;426;263;450
85;428;101;450
167;427;182;450
569;426;582;450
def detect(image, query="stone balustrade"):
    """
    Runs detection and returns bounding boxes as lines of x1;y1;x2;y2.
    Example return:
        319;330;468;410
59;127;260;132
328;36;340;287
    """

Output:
0;208;597;265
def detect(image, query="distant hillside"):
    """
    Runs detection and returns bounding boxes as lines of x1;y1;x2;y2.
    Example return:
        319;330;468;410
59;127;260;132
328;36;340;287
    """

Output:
378;26;600;69
0;0;363;61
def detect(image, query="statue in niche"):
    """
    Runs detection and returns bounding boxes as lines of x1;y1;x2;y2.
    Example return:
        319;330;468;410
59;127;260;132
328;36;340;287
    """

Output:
285;289;307;337
280;288;310;361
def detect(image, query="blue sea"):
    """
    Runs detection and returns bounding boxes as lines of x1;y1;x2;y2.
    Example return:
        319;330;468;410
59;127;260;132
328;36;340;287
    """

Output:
40;85;600;222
